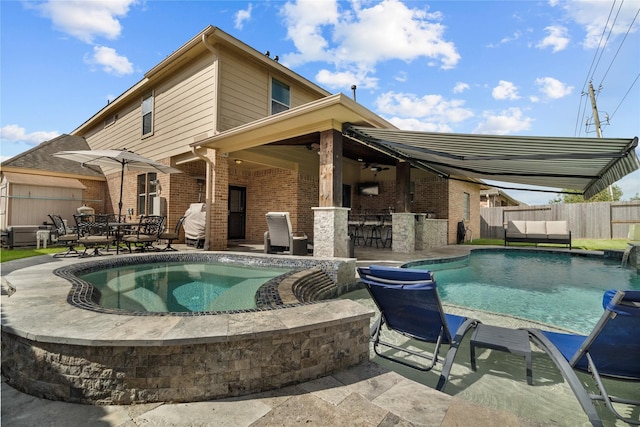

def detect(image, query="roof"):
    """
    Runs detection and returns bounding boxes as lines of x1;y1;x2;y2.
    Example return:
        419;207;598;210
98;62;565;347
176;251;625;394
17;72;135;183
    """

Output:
480;188;524;206
344;126;640;199
191;93;396;153
1;134;105;178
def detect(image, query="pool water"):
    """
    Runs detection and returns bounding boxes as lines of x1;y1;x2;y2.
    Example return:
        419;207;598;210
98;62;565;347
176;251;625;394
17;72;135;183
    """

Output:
408;250;640;334
80;262;291;313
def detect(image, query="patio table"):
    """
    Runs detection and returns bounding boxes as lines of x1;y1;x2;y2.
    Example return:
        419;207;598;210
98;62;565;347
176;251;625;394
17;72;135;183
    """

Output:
108;222;135;255
470;323;533;385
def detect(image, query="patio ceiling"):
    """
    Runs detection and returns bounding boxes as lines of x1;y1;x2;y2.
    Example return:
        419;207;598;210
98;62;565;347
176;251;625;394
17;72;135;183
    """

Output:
344;126;640;199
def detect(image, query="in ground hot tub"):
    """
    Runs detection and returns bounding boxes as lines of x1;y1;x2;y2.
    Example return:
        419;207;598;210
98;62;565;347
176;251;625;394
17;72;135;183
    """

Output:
1;252;371;404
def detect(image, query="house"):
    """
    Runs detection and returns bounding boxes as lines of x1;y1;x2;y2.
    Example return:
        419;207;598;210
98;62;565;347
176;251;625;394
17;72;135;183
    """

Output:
69;26;483;256
12;26;634;255
0;134;108;231
480;188;523;207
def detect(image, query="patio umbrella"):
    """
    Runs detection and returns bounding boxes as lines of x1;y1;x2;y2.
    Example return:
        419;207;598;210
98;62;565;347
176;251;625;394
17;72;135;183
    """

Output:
53;149;182;221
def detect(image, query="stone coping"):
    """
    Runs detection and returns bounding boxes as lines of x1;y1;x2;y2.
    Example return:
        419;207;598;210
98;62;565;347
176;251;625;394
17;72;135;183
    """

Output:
1;252;373;347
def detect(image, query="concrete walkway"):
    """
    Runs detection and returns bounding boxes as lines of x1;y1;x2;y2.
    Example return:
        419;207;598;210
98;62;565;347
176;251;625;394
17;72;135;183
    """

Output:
1;244;557;426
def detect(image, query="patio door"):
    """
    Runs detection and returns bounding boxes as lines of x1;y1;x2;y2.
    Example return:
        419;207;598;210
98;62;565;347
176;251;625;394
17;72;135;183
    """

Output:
228;186;246;239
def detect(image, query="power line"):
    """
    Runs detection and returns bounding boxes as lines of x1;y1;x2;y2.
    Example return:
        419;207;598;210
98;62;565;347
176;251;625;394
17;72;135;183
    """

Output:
599;6;640;86
609;72;640;121
591;0;624;86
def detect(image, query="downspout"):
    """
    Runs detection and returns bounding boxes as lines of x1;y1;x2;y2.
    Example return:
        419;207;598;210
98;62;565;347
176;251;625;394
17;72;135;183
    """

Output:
191;32;220;251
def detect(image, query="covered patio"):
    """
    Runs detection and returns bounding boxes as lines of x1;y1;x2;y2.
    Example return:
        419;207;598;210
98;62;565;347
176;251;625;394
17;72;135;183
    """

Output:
187;94;640;257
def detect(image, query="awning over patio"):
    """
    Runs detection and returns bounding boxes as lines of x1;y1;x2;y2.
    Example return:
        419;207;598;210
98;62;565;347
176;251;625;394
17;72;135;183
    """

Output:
344;126;640;199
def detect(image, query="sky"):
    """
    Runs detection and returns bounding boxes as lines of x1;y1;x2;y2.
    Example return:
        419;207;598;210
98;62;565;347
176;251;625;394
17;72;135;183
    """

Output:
1;0;639;206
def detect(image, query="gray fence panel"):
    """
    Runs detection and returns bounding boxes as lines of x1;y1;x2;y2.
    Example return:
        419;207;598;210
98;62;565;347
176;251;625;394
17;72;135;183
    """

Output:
481;201;640;240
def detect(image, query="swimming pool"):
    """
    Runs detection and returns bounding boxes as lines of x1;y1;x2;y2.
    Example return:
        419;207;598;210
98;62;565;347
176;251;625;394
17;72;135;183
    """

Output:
404;249;640;334
80;262;291;312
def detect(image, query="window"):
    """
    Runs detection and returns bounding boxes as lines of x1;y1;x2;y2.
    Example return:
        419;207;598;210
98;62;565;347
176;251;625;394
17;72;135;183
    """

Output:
137;173;157;215
271;78;290;114
463;192;470;221
142;92;154;135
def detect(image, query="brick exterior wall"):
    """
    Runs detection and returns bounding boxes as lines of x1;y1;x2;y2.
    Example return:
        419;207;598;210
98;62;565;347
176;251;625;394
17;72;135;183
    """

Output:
78;178;109;215
102;155;480;248
447;179;481;244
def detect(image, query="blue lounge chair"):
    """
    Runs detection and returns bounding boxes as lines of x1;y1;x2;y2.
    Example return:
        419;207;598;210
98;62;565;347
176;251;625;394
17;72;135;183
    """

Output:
526;290;640;426
358;265;480;391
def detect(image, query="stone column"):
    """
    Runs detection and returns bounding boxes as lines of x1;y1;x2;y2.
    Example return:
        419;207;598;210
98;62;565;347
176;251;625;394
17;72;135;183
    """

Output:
392;213;416;253
415;214;426;250
312;207;350;258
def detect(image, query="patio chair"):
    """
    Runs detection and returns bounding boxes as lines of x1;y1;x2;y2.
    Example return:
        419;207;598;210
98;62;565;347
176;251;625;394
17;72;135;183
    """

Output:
264;212;308;255
358;265;480;391
48;214;80;257
525;290;640;426
158;216;185;251
73;214;116;257
122;215;165;253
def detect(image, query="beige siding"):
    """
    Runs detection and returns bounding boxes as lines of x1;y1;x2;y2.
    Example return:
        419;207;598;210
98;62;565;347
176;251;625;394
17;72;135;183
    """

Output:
84;54;216;164
218;48;327;132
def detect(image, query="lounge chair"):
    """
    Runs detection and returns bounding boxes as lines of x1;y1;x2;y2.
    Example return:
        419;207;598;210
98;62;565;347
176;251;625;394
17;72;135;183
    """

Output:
525;290;640;426
358;265;480;391
264;212;308;255
48;214;80;257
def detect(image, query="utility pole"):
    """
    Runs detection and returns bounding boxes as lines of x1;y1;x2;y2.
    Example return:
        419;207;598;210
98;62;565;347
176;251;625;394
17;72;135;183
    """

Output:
587;81;603;138
587;81;613;199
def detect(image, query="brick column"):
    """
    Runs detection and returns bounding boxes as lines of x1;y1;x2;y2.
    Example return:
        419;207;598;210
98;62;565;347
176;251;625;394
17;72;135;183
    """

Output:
207;148;228;250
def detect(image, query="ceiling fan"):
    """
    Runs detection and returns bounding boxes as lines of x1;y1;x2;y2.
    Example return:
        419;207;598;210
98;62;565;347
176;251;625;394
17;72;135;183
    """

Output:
363;163;389;173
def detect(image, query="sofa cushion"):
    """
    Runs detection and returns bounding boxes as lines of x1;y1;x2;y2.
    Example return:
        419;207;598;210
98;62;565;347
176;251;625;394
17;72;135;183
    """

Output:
525;221;547;237
507;221;527;236
546;221;568;236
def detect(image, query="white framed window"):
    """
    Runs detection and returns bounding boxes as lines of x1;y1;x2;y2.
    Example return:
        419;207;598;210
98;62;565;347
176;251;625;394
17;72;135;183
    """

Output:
142;92;154;136
137;173;157;215
271;78;290;114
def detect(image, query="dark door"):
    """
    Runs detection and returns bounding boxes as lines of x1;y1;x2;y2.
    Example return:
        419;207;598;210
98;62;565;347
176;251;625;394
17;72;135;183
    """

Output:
228;186;246;239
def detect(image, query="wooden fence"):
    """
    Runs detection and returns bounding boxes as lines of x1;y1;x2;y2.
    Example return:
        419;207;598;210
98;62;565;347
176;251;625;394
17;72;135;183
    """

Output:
480;201;640;239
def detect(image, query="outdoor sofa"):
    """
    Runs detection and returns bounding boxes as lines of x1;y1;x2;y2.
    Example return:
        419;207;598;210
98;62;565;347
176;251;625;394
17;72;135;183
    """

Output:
504;220;572;249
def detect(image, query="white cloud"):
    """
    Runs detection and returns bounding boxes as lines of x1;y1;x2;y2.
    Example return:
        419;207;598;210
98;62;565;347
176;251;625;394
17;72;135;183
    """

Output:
492;80;520;100
453;82;469;94
280;0;460;78
1;124;59;145
315;68;379;90
535;77;574;99
554;0;640;49
394;71;408;83
536;25;570;52
487;31;522;48
33;0;136;44
235;4;253;30
375;91;474;130
473;108;533;135
85;46;134;76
